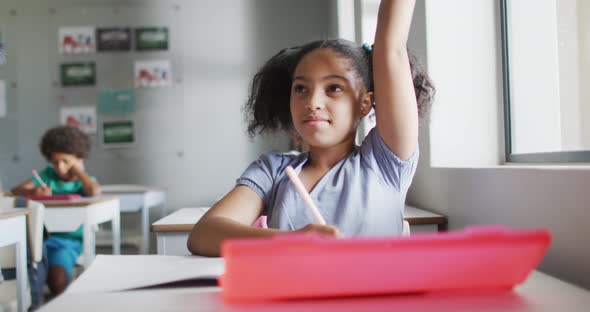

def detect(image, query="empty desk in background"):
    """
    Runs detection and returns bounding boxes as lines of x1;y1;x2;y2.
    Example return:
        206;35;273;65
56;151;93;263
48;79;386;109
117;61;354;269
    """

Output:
152;205;448;255
405;205;447;232
41;197;121;268
151;207;209;256
101;185;167;254
0;208;28;312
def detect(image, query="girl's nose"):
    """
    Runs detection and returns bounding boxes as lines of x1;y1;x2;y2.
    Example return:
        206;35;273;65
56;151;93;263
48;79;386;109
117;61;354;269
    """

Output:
305;89;324;111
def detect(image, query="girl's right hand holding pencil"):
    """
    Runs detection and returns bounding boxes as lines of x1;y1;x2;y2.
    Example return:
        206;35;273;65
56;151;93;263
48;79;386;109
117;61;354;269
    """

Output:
296;224;341;238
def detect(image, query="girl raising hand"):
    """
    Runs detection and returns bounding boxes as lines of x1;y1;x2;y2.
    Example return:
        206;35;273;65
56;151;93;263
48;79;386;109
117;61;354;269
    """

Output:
188;0;434;256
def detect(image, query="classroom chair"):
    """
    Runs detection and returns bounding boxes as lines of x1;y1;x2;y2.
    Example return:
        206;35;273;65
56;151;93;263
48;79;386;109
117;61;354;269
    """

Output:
0;197;45;311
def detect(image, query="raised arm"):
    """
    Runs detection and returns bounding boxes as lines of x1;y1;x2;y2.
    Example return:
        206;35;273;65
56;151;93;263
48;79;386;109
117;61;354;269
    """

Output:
373;0;418;160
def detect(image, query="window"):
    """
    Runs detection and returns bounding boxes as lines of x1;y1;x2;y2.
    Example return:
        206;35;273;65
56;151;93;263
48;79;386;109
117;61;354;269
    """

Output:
502;0;590;163
356;0;379;142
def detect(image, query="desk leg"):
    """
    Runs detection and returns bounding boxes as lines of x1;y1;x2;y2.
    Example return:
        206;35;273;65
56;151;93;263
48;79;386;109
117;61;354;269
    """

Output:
83;223;96;268
112;207;121;255
15;219;28;312
156;233;165;255
141;202;149;254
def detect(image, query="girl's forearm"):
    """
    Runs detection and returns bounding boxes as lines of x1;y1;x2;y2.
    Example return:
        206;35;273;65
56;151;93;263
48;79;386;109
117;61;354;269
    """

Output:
187;216;282;257
375;0;415;48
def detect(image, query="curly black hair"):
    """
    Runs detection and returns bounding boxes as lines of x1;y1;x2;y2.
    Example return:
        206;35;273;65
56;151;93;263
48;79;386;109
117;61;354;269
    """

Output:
244;38;435;138
40;125;91;160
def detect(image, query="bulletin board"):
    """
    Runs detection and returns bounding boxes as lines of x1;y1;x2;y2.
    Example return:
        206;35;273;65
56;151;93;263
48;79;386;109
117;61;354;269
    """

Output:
0;12;20;160
46;3;185;158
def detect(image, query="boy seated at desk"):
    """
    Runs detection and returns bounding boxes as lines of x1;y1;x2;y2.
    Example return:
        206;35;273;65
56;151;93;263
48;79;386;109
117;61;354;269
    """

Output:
11;125;101;295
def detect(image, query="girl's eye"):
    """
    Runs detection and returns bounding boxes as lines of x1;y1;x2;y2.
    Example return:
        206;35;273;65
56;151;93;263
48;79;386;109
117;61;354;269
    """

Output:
326;84;343;93
293;84;306;93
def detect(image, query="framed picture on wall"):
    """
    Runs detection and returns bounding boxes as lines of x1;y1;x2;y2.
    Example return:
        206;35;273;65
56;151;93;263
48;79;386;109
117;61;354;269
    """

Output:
98;89;135;115
102;120;135;148
135;27;169;51
60;62;96;87
97;27;131;51
134;60;172;88
58;26;96;54
60;106;97;134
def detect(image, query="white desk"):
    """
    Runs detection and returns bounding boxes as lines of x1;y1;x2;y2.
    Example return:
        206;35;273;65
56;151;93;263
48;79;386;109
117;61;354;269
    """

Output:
101;185;167;254
151;206;448;255
65;255;223;294
42;197;120;268
151;207;209;256
404;205;447;232
0;208;28;312
38;269;590;312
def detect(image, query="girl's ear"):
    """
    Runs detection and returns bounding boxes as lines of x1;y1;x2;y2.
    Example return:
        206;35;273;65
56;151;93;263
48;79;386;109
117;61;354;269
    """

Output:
360;92;374;118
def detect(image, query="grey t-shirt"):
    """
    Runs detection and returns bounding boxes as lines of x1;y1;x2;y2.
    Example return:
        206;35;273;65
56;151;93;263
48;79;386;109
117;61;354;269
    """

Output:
236;128;419;237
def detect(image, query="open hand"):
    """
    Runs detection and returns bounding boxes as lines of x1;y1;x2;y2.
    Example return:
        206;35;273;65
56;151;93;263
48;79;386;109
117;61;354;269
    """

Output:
69;159;86;178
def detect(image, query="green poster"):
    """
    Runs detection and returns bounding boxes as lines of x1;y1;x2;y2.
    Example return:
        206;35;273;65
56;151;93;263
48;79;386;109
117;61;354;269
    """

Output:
60;62;96;87
98;89;135;115
102;120;134;146
135;27;168;51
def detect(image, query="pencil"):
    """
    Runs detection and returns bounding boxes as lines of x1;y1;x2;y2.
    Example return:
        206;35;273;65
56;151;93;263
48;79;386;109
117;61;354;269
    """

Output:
284;165;326;225
32;169;48;188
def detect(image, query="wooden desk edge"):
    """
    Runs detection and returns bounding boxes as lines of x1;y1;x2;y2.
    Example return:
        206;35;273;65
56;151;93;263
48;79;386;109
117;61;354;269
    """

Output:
405;216;448;225
151;216;449;233
103;189;164;194
42;197;119;207
151;224;195;233
0;208;30;220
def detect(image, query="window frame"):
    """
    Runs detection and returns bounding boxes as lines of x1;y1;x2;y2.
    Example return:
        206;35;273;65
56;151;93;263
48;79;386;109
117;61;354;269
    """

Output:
500;0;590;164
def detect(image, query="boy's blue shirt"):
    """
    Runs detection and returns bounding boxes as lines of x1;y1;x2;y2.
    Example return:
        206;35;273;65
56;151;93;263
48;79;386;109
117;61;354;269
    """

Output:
32;165;97;241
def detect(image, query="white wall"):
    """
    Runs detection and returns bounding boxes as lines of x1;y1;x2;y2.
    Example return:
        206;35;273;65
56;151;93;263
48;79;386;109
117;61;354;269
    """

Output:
557;0;583;151
409;0;590;289
0;0;335;210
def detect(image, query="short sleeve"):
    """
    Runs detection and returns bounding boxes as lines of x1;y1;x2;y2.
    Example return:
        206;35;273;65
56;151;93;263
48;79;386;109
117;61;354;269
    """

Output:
359;128;419;191
236;151;289;206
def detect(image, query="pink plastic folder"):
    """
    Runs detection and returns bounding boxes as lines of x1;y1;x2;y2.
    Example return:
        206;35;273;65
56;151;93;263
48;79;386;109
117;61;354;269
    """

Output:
24;194;81;201
220;226;551;301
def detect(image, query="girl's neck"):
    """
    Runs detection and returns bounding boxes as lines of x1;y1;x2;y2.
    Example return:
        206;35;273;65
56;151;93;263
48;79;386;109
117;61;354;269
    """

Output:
305;138;356;171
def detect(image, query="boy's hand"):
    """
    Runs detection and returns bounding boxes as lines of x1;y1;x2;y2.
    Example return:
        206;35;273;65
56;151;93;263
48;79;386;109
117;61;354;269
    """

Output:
69;159;86;178
295;223;341;238
34;186;52;196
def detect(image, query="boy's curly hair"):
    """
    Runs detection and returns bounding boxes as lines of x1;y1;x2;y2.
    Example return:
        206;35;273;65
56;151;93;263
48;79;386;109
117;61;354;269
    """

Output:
40;125;91;160
244;39;435;138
